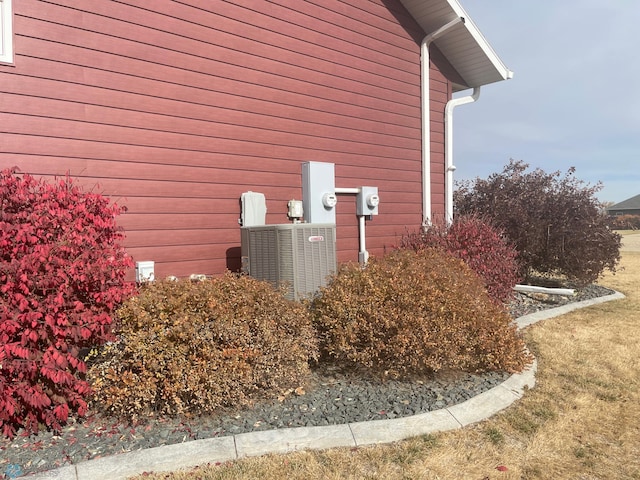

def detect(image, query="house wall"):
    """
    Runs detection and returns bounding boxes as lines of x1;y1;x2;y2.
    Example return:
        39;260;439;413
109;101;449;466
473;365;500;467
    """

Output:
609;209;640;216
0;0;452;278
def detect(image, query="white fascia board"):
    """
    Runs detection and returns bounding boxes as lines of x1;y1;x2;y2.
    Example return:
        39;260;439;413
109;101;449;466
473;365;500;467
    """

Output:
445;0;513;82
399;0;513;89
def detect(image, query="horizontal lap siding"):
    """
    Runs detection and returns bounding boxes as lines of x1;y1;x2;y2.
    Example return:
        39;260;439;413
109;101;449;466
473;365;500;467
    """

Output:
0;0;450;276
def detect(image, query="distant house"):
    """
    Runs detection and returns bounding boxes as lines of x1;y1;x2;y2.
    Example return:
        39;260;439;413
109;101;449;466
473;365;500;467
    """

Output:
1;0;512;278
607;194;640;216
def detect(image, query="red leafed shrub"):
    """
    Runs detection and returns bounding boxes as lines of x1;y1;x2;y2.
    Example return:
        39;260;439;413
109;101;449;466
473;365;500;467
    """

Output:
0;168;135;438
401;215;521;304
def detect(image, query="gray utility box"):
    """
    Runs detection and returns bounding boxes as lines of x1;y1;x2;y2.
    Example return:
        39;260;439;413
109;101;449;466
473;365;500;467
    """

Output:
240;223;337;301
302;161;336;224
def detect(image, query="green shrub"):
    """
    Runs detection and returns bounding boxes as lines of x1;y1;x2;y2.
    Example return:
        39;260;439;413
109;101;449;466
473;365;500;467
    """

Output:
311;248;531;378
454;160;621;285
87;273;318;420
400;215;521;304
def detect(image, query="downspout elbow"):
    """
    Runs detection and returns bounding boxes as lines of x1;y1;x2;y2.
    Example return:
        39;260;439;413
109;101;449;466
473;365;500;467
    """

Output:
444;87;481;225
445;87;481;116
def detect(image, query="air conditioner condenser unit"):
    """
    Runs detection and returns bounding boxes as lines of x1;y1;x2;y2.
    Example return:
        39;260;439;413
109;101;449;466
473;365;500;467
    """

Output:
241;223;337;300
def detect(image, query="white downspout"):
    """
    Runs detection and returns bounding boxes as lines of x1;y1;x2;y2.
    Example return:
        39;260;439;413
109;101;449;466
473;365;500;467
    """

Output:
421;17;464;229
444;87;480;225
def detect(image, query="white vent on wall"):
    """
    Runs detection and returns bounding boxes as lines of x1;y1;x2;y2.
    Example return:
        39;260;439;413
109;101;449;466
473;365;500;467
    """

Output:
241;223;337;300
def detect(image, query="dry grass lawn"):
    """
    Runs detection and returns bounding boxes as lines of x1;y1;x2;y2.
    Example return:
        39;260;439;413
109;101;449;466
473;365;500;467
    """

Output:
133;253;640;480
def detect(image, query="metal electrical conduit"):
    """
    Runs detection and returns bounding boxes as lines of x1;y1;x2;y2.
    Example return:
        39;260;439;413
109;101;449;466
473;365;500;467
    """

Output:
334;187;369;264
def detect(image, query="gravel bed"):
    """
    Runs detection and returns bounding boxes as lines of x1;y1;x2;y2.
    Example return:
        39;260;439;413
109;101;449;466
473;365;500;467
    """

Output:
0;284;615;478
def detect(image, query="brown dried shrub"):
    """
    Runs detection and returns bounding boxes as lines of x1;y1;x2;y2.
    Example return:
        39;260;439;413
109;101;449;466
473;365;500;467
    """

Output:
607;214;640;230
400;215;522;304
311;248;531;378
87;273;318;420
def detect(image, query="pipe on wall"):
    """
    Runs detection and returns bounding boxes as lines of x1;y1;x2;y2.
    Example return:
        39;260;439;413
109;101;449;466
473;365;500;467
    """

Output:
358;215;368;264
444;87;480;224
421;17;464;229
335;187;369;265
335;187;360;195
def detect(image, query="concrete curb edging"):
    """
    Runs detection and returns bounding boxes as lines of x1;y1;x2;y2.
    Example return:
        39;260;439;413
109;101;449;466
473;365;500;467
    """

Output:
26;291;625;480
515;291;626;330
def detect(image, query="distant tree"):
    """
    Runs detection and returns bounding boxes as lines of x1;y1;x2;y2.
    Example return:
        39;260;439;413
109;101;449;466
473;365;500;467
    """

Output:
599;200;617;217
454;160;621;285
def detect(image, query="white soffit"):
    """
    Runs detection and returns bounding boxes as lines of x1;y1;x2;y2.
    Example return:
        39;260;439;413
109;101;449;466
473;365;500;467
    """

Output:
399;0;513;91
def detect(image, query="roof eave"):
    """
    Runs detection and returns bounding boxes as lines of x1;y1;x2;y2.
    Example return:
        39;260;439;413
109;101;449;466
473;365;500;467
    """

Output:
608;194;640;211
399;0;513;91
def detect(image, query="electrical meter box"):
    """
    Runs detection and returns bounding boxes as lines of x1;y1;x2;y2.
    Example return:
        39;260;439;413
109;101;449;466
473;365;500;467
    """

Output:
356;186;380;216
302;161;336;224
241;223;337;300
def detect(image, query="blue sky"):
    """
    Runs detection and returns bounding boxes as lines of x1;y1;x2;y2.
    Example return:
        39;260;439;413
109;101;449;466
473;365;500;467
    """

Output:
451;1;640;204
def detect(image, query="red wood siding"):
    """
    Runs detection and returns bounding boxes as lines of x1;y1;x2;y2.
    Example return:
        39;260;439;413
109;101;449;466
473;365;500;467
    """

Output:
0;0;451;277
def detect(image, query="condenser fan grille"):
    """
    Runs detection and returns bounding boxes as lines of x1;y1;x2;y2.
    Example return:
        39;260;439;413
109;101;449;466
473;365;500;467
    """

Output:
241;224;337;300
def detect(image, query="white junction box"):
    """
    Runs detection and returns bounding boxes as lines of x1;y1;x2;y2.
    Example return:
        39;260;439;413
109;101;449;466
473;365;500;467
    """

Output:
241;223;337;300
135;261;155;282
240;191;267;227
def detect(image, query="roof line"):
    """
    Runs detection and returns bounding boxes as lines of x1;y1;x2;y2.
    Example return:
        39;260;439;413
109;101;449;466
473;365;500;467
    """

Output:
445;0;513;83
399;0;513;90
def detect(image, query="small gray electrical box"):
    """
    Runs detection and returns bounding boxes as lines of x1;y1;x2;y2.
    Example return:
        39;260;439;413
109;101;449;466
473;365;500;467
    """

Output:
356;186;380;216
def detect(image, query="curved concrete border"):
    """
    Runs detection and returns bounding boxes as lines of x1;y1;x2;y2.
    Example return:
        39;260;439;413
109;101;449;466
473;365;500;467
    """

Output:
27;291;625;480
515;291;626;330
